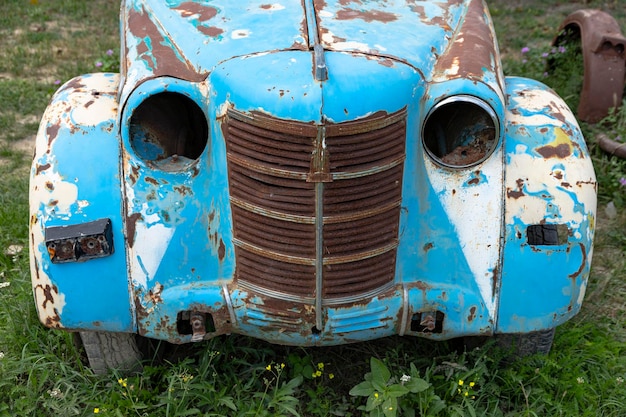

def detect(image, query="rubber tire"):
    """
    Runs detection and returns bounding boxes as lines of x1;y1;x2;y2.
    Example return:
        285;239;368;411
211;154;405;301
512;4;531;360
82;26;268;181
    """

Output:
79;331;143;375
496;328;556;358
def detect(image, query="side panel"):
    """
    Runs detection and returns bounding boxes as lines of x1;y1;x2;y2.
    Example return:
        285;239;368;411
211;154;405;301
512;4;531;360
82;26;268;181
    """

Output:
497;76;597;333
29;73;134;332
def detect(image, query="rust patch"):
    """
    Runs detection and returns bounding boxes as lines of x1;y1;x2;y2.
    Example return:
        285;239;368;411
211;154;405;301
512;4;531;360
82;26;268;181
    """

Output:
568;242;587;280
467;306;477;322
416;280;430;291
423;242;434;252
45;181;54;191
197;25;224;37
128;164;140;185
134;295;148;323
434;0;501;84
506;178;525;199
58;77;86;94
127;5;206;81
45;309;62;328
126;213;142;248
148;283;164;304
218;239;225;261
536;143;572;159
46;123;60;146
173;2;218;21
548;101;567;125
144;176;159;186
36;163;51;175
336;8;397;23
174;185;192;196
36;283;57;309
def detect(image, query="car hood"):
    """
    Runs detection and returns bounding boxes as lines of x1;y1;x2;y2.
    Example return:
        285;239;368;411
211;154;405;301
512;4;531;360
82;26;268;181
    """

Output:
121;0;474;86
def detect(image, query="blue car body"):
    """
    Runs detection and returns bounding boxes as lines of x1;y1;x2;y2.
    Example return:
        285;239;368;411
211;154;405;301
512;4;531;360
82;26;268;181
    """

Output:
30;0;596;349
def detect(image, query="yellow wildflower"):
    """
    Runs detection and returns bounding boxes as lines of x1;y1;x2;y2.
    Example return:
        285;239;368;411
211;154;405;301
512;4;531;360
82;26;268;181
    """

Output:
458;379;464;386
94;408;100;414
266;364;272;371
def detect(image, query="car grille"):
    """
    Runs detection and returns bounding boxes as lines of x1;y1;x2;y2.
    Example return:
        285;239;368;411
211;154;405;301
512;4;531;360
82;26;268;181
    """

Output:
224;108;406;302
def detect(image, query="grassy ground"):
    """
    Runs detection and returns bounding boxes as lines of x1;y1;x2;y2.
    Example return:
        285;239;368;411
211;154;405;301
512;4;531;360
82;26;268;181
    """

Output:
1;1;625;416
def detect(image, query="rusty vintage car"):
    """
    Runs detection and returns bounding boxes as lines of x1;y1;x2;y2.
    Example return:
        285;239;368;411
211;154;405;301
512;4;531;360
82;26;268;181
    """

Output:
29;0;597;373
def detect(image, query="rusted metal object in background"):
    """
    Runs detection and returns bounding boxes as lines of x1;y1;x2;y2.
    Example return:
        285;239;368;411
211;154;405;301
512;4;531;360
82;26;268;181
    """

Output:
553;9;626;123
596;133;626;159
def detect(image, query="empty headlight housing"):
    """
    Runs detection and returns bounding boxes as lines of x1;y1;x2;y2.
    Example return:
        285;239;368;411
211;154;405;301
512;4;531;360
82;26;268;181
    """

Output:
422;95;499;168
127;90;208;171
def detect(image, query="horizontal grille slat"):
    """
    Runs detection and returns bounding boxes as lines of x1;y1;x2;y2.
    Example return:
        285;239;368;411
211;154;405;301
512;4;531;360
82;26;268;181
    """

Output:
328;123;405;171
324;165;403;214
232;206;315;257
229;169;315;216
324;253;397;297
225;108;406;301
236;248;315;297
324;211;399;256
227;118;313;171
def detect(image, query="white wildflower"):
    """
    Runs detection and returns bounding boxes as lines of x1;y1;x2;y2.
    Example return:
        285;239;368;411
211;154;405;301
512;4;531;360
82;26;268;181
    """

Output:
400;374;411;385
577;377;585;384
47;388;63;398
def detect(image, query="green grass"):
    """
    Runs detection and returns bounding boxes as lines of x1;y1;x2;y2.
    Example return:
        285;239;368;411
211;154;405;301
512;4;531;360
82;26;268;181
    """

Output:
1;0;626;416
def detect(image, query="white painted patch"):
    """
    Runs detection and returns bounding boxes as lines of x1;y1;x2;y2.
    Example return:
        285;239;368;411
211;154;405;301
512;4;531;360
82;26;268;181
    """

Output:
130;221;175;289
425;151;504;316
321;30;370;52
232;29;251;39
29;219;66;326
507;86;580;127
505;146;596;232
71;92;118;127
30;168;79;217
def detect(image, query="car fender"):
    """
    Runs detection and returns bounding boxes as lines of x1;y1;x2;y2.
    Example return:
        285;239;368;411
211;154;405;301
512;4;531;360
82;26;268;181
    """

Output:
29;73;135;332
497;76;597;333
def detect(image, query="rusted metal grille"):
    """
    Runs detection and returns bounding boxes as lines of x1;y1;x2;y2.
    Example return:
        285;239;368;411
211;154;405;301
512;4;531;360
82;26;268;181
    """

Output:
225;109;405;301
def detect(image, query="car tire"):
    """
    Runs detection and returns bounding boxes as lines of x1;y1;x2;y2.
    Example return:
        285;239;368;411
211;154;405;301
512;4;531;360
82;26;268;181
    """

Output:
79;331;143;375
496;328;556;358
